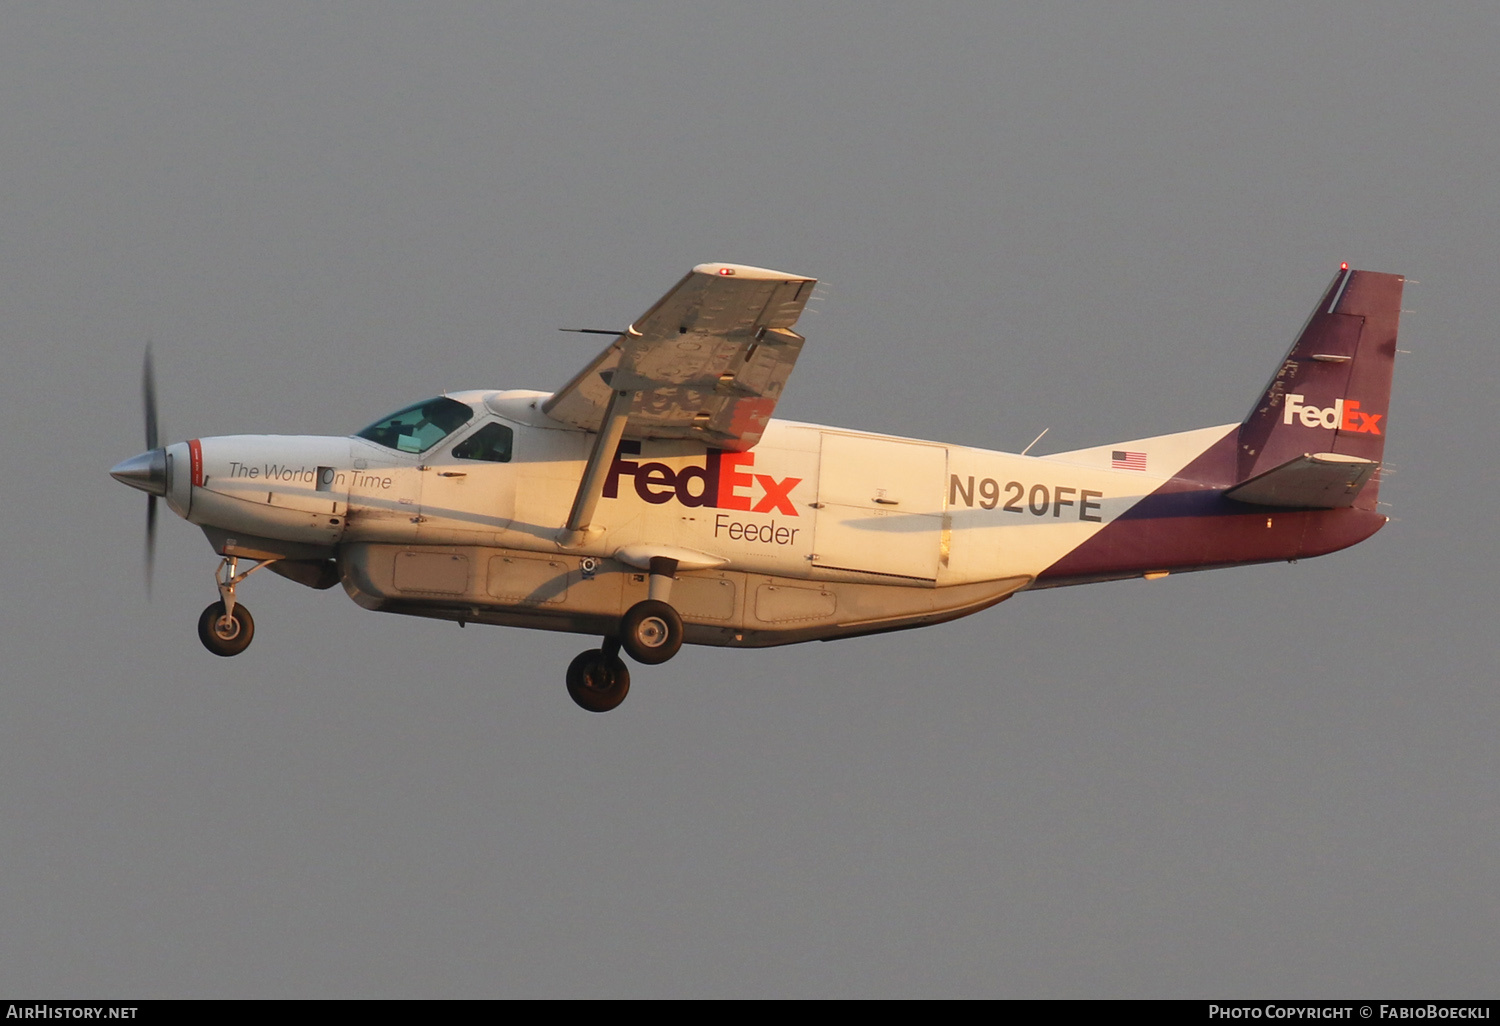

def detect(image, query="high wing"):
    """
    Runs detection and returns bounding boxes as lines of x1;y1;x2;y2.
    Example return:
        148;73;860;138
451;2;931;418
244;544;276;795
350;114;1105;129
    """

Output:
542;263;816;452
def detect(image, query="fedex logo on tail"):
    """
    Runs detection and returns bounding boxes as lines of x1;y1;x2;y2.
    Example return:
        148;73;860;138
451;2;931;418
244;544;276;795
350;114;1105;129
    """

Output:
1283;394;1383;434
604;442;802;515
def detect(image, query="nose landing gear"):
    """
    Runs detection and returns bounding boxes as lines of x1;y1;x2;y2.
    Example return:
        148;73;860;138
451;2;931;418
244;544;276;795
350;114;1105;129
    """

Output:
197;556;275;657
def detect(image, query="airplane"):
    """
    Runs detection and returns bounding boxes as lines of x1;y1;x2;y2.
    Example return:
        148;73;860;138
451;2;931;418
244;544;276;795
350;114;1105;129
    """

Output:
110;262;1402;711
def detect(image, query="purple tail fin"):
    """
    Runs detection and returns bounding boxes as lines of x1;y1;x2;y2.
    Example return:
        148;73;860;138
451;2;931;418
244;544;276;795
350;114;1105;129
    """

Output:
1236;268;1403;508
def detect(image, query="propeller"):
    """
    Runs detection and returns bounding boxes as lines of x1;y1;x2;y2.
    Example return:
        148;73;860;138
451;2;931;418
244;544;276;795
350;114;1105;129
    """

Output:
142;344;159;594
111;344;172;593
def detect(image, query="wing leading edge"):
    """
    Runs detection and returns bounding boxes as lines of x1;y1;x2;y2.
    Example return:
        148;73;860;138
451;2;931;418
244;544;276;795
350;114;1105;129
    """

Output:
542;263;816;452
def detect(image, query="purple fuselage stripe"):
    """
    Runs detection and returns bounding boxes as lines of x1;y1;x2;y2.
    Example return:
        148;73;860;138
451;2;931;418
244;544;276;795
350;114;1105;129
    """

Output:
1036;431;1386;587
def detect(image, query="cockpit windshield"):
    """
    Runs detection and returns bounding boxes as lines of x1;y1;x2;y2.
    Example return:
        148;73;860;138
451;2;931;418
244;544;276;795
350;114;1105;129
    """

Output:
355;396;474;453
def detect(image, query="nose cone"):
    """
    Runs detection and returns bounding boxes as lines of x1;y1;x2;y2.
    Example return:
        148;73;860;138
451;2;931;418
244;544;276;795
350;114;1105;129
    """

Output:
110;448;169;496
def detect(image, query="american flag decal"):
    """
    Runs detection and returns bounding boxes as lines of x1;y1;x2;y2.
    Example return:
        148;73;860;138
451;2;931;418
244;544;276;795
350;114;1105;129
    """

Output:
1111;450;1147;471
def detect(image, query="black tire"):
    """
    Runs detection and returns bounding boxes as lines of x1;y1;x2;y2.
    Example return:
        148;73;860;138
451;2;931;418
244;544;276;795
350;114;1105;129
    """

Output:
618;599;684;665
566;649;631;712
197;600;255;657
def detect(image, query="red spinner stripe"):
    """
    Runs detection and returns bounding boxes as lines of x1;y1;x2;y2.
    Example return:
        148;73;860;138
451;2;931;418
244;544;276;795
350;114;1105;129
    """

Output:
188;439;204;487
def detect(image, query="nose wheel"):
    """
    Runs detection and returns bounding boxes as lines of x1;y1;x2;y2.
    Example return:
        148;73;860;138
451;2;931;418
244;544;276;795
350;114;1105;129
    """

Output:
198;600;255;656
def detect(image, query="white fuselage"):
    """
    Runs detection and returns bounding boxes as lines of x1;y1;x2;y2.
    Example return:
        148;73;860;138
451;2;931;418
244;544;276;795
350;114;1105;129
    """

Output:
161;389;1232;646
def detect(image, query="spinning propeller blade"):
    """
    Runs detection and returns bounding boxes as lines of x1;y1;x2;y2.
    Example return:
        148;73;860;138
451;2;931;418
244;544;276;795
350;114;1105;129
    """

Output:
142;345;158;595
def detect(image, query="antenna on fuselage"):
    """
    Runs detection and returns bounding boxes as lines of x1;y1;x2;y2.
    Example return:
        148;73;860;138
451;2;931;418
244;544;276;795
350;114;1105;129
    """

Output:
1021;427;1049;456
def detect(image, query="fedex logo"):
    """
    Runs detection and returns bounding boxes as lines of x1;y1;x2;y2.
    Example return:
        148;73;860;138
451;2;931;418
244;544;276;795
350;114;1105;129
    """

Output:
1282;394;1383;434
604;442;803;516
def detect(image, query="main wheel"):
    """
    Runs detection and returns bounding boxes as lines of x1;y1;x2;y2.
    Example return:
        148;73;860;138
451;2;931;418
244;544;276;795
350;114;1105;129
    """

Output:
618;599;684;665
197;600;255;657
566;649;631;712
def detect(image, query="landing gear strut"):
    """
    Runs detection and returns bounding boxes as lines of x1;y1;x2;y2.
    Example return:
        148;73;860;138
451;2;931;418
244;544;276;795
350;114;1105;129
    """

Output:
197;556;274;657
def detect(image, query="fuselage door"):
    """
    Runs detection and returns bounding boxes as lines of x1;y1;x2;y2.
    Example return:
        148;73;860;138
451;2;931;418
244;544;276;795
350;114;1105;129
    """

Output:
417;419;518;543
811;432;947;582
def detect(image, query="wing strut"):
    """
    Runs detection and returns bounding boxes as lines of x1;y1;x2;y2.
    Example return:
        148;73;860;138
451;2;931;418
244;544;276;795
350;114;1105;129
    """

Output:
557;386;634;548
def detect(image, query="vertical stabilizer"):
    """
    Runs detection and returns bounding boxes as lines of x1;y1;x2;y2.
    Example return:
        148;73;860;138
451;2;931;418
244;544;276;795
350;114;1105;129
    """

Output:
1237;268;1403;507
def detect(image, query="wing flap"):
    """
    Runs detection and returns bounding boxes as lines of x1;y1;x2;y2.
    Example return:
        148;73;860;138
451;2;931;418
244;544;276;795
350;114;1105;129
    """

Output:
542;263;816;451
1224;452;1379;509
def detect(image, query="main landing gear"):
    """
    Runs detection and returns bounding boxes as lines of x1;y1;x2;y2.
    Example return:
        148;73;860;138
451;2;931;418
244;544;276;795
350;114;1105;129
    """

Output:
565;561;686;712
566;640;631;713
619;599;683;664
197;556;273;657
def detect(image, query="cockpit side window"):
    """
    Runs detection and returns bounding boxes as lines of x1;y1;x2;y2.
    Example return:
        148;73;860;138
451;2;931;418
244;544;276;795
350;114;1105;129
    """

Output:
355;397;474;453
452;422;514;463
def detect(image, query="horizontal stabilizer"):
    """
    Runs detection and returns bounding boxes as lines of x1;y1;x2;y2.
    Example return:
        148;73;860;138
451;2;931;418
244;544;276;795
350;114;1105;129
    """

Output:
1224;452;1379;509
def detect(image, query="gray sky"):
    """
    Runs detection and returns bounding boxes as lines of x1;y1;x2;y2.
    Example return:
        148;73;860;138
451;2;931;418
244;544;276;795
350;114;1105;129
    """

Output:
2;1;1496;998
